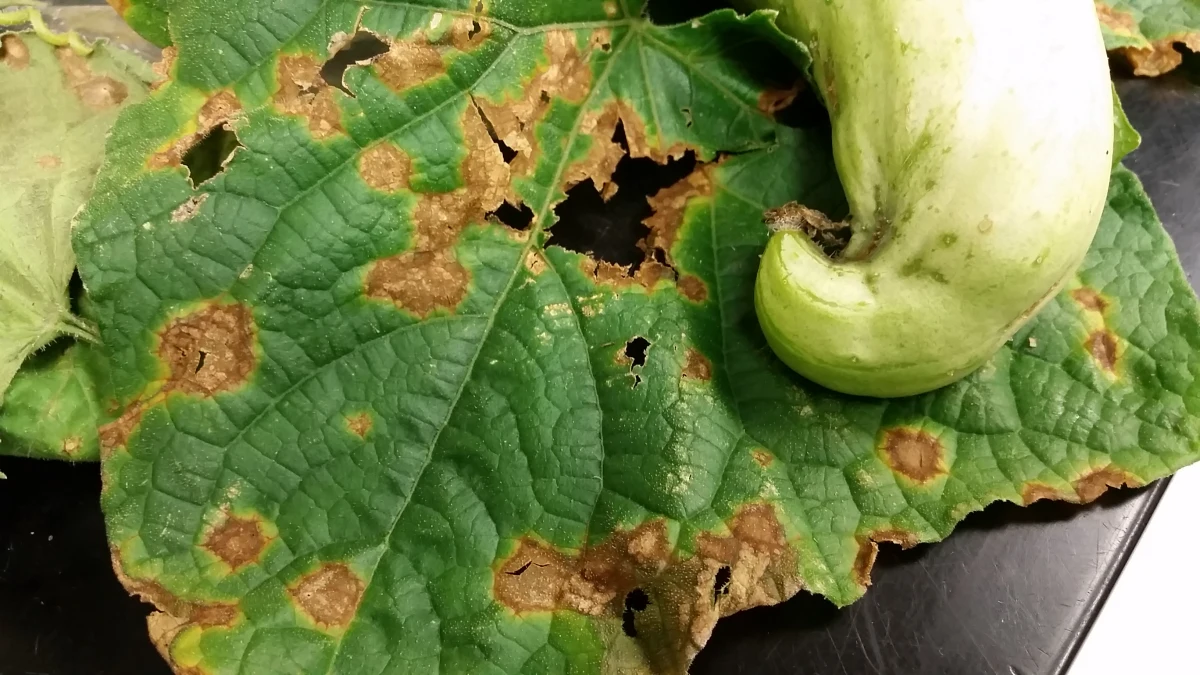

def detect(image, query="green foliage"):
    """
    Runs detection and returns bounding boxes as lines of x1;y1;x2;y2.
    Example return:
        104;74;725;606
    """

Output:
0;30;150;413
0;342;102;462
73;1;1200;673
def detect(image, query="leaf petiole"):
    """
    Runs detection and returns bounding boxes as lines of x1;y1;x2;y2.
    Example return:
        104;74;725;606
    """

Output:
0;2;93;55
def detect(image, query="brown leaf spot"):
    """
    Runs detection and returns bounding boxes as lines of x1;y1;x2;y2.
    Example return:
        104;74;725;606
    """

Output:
150;92;242;169
751;448;774;468
1;35;30;70
1021;482;1069;505
588;258;674;292
98;401;152;458
158;303;257;397
448;15;492;52
1119;34;1200;77
274;54;344;139
345;412;373;438
1095;2;1139;35
56;47;128;109
366;251;471;318
203;514;270;571
1085;330;1120;374
1072;287;1109;313
373;40;445;92
473;29;604;182
643;165;714;260
365;104;508;317
562;103;626;198
495;505;801;672
682;348;712;381
60;436;83;457
152;46;177;85
757;82;802;115
359;141;411;193
170;194;208;223
288;563;366;629
677;275;708;303
108;0;132;16
852;536;879;588
111;550;238;663
880;427;947;484
1073;467;1142;503
524;250;547;275
37;155;62;169
619;99;696;165
868;528;919;550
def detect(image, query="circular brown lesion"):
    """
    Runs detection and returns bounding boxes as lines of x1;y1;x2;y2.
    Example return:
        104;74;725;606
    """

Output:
158;302;257;397
879;427;947;484
203;514;270;571
287;563;366;629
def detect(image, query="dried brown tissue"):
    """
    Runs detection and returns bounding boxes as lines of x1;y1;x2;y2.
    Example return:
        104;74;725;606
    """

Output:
287;563;366;629
1095;3;1200;77
880;427;948;484
158;303;257;397
203;514;271;571
110;550;238;663
56;47;128;109
1;34;30;70
1085;330;1120;374
365;104;509;317
99;302;258;462
493;505;802;672
345;411;374;438
274;54;344;139
682;348;712;381
150;91;242;169
472;28;605;189
586;163;716;295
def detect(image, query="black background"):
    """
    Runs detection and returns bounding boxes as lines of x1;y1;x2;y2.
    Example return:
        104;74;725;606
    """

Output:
3;4;1200;675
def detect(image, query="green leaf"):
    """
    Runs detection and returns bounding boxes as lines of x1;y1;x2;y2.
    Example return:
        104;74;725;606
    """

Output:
104;0;175;48
0;31;152;405
74;3;1200;674
0;342;102;461
1098;0;1200;74
1113;84;1142;166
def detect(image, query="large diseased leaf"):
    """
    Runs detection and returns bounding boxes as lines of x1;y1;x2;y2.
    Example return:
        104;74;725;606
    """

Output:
0;30;151;407
1098;0;1200;75
74;2;1200;674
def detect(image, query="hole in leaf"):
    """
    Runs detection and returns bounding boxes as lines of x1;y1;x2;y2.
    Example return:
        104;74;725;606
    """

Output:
681;107;693;128
321;31;390;95
506;561;533;576
489;201;535;231
622;588;651;638
625;588;650;612
622;608;638;637
472;97;519;163
548;122;696;269
195;350;208;374
713;565;732;602
772;84;834;130
624;337;650;369
645;0;729;23
181;124;242;187
468;20;483;40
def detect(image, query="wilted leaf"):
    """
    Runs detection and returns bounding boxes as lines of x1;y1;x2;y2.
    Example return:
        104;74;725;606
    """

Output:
74;2;1200;673
1098;0;1200;75
0;342;102;461
0;31;151;406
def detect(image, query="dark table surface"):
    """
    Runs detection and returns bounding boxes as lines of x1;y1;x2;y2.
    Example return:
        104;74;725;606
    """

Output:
3;9;1200;675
